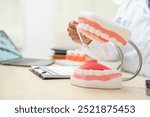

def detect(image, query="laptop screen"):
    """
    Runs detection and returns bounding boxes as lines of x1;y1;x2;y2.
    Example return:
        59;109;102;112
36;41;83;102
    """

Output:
0;30;22;62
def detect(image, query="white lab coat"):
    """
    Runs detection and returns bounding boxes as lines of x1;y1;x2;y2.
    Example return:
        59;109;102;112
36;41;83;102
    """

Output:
83;0;150;77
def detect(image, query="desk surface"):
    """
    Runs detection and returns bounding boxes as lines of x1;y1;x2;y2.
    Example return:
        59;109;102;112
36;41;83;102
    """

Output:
0;65;150;100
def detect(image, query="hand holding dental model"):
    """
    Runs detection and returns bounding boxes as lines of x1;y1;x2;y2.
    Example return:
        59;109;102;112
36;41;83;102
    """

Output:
68;12;131;47
67;20;92;45
68;0;150;78
67;11;142;89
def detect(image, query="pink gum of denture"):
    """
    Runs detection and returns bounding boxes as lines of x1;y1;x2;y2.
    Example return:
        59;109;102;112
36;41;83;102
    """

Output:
71;61;122;89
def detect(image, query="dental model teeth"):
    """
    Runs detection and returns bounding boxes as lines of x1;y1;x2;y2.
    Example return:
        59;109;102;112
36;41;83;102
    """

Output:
70;11;131;89
77;11;131;47
71;61;122;89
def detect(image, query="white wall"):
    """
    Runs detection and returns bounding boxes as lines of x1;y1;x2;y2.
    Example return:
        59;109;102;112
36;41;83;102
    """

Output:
0;0;119;58
51;0;119;48
22;0;54;58
0;0;23;49
22;0;119;58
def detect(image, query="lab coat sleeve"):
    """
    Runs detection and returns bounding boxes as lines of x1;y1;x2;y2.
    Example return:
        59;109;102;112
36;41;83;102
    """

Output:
114;0;132;25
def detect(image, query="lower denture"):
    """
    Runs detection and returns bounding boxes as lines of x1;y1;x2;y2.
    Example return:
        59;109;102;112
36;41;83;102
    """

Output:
72;61;122;81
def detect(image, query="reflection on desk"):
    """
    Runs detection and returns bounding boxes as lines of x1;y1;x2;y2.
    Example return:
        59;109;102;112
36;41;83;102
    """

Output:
0;65;150;100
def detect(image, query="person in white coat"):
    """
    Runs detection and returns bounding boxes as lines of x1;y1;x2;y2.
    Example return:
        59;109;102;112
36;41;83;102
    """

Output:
67;0;150;78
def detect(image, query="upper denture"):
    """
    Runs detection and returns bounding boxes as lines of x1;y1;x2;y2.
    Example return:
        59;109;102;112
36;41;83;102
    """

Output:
77;11;131;47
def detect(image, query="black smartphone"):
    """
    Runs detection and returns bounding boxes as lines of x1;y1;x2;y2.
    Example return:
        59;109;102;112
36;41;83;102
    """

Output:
146;80;150;96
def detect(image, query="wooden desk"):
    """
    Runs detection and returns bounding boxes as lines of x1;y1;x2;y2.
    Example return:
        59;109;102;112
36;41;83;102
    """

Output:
0;65;149;100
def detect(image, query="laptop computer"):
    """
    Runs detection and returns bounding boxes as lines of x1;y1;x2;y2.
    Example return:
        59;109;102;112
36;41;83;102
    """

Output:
0;30;54;67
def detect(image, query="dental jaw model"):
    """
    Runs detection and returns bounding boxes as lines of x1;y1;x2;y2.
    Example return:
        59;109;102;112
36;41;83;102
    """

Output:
77;11;131;47
71;61;122;88
70;11;142;89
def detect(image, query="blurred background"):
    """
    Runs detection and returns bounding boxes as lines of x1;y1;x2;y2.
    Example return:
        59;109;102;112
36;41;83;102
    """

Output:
0;0;123;59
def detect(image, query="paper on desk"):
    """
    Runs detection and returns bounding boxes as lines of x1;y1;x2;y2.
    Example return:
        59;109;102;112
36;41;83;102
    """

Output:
45;66;75;75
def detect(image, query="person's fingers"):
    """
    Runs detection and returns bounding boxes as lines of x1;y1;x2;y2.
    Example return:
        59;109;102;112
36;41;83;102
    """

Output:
68;20;79;29
68;29;91;44
72;38;81;44
67;21;92;44
68;21;76;30
72;20;78;28
67;27;79;37
68;32;80;41
67;27;77;34
73;20;78;24
69;34;80;43
69;34;80;40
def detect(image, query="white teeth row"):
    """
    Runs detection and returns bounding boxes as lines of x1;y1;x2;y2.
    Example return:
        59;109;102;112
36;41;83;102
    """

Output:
74;68;118;76
78;23;123;47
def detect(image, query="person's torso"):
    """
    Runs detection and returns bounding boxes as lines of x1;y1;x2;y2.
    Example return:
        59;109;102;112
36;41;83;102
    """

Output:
115;0;150;77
